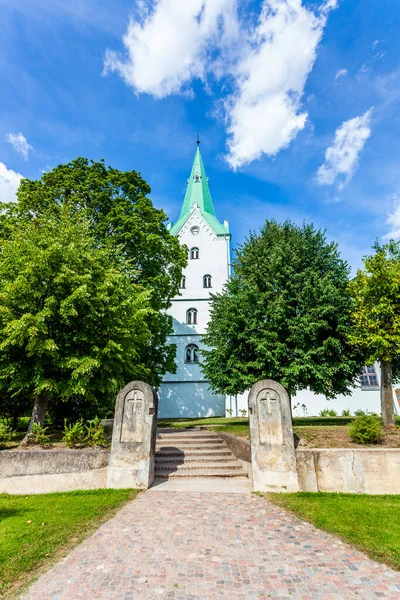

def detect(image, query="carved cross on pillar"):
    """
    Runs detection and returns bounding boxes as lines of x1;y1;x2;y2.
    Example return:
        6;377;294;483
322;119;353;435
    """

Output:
127;392;138;405
260;391;278;415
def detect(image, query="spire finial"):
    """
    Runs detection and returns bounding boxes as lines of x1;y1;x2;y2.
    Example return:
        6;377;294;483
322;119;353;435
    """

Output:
196;134;200;147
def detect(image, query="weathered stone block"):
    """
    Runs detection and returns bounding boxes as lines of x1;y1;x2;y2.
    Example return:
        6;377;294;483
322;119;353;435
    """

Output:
248;380;299;492
107;381;158;489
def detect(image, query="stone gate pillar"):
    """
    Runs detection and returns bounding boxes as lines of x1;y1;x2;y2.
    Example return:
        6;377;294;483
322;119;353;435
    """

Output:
107;381;158;490
248;379;299;493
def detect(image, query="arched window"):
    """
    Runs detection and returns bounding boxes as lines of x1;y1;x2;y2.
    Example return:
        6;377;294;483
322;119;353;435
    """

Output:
186;308;198;325
185;344;199;363
180;276;186;289
203;274;212;288
190;247;199;260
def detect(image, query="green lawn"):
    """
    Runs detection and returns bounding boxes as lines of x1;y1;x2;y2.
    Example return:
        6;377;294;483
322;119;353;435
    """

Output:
268;492;400;571
0;489;138;598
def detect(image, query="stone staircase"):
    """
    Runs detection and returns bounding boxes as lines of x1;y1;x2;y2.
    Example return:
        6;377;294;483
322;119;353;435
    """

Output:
155;428;248;479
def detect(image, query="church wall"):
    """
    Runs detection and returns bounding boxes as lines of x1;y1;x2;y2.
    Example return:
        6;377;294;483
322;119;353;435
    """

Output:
158;381;225;418
159;207;230;418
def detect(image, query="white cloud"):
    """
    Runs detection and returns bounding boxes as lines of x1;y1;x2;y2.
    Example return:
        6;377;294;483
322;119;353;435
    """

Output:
104;0;338;170
0;162;23;203
6;132;32;160
384;196;400;240
103;0;238;98
372;39;379;50
316;108;373;189
224;0;338;169
335;68;348;80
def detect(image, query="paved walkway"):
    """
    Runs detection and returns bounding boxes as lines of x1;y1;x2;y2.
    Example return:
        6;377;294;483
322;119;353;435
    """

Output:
23;491;400;599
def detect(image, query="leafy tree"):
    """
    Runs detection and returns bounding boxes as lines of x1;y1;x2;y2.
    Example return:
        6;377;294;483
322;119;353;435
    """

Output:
348;241;400;427
8;157;187;380
0;207;152;440
202;220;364;402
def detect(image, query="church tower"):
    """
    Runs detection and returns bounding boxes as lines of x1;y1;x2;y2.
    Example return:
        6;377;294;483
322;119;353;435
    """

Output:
158;143;231;418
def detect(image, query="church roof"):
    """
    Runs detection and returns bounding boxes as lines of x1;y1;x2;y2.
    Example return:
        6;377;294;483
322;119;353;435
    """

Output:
169;145;230;237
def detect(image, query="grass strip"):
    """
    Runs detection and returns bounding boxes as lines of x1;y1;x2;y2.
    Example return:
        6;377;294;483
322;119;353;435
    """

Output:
267;492;400;571
0;488;138;598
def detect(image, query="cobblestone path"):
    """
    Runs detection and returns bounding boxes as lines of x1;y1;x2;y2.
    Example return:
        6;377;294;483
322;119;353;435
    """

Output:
23;491;400;600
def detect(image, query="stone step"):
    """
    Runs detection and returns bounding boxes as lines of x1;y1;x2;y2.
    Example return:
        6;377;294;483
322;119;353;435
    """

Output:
156;448;232;457
156;443;226;451
156;444;226;454
155;461;243;471
154;429;248;480
155;455;239;464
154;469;248;478
157;434;221;442
157;437;224;444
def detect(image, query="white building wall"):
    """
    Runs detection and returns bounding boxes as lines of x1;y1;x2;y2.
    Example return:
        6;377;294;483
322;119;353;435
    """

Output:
158;205;230;418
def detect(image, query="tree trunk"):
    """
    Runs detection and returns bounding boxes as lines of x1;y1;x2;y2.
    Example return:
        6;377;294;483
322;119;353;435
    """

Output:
380;360;395;428
21;393;49;444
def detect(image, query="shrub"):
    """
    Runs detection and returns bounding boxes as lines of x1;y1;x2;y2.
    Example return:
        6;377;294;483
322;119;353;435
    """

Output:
85;417;108;447
226;408;233;417
319;408;337;417
62;420;85;448
354;409;366;416
341;409;351;416
0;422;13;448
29;423;51;447
349;415;383;445
239;409;247;417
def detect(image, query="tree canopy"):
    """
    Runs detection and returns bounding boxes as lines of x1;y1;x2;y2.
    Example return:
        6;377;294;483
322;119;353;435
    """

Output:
10;157;187;380
0;207;153;433
348;240;400;426
202;220;364;399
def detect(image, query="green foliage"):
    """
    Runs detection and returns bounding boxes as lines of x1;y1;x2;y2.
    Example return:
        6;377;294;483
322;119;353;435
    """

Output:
0;392;31;429
202;220;364;398
62;419;86;448
239;408;247;417
0;421;13;447
354;409;366;416
85;417;108;447
0;207;152;421
348;240;400;371
226;408;233;416
12;157;187;384
62;417;108;448
319;408;338;417
349;414;383;444
29;423;51;447
341;409;351;416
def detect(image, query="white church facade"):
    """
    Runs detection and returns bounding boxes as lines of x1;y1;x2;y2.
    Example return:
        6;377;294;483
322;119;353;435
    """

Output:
158;143;230;418
158;145;400;419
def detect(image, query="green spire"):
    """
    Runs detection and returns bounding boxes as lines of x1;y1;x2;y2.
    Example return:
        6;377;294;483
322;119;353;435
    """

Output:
170;144;230;237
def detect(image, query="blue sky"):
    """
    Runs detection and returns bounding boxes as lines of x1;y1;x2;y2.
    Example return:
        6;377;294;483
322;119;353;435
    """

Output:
1;0;400;271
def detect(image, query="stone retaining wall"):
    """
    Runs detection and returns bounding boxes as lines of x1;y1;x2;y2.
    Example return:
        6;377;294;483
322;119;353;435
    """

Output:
296;448;400;494
216;433;400;494
216;431;251;463
0;449;109;494
2;437;400;495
